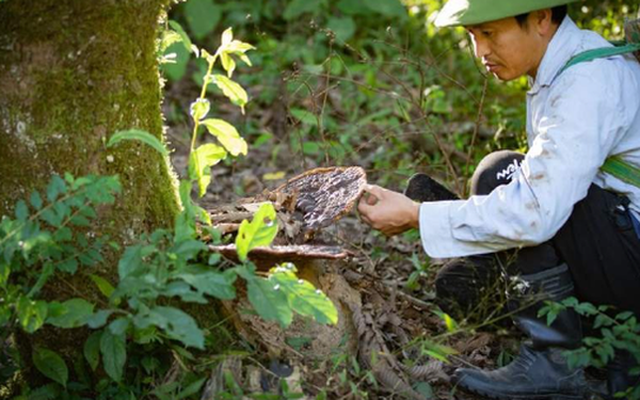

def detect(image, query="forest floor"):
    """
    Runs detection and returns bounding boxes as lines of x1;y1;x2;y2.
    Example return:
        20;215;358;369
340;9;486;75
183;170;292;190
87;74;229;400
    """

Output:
161;75;604;400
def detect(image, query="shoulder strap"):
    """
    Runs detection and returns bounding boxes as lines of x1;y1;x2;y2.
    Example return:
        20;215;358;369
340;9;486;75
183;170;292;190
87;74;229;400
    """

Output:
558;41;640;189
602;156;640;188
558;43;640;75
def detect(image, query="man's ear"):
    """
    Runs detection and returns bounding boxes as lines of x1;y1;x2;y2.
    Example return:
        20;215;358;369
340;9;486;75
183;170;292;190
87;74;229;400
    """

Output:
532;8;554;36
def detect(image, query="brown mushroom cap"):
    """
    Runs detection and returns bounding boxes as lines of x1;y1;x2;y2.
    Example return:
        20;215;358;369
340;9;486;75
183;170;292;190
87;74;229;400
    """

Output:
274;166;367;231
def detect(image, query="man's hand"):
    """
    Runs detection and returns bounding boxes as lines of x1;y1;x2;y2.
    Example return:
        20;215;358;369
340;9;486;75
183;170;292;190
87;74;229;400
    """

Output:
357;184;420;236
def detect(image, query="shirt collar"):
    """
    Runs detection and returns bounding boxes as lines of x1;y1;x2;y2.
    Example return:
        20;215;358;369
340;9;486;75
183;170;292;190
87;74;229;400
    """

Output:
528;16;581;95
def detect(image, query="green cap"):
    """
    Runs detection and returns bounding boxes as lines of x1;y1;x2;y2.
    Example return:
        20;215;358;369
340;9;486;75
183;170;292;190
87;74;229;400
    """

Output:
434;0;579;27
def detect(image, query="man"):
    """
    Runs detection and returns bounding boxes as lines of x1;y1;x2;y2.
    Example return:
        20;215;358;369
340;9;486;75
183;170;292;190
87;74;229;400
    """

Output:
358;0;640;398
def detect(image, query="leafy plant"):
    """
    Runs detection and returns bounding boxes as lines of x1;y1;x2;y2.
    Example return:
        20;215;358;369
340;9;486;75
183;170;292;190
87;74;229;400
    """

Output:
0;25;341;399
540;297;640;399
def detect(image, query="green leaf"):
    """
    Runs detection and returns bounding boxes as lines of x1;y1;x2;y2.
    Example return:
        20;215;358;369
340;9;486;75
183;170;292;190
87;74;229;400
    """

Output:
442;313;458;332
235;203;278;261
190;98;210;122
175;183;197;241
270;265;338;325
0;306;10;327
162;41;190;81
326;17;356;42
100;330;127;382
184;0;221;40
168;20;192;52
364;0;406;17
107;129;169;158
46;175;67;203
171;239;208;259
175;265;237;300
24;383;60;400
220;52;236;78
336;0;374;15
15;200;28;221
283;0;322;20
149;306;204;349
108;317;131;336
290;108;317;125
28;263;54;297
57;258;78;274
210;74;248;113
84;331;102;371
86;310;114;329
414;382;434;398
33;348;68;387
17;296;48;333
246;275;292;327
0;263;9;286
159;30;183;54
46;298;94;328
117;244;147;280
30;190;43;210
89;274;115;299
177;377;207;400
201;118;248;156
188;143;227;197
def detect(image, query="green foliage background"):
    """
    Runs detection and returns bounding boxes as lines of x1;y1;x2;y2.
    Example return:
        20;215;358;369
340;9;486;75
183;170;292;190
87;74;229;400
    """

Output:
163;0;638;196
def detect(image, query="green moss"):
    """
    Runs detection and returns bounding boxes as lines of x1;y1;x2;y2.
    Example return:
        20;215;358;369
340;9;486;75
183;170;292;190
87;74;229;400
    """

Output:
0;0;189;386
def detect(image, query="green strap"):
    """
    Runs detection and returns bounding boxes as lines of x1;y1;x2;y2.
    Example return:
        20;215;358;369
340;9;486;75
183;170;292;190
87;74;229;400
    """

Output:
602;156;640;188
558;43;640;75
559;41;640;188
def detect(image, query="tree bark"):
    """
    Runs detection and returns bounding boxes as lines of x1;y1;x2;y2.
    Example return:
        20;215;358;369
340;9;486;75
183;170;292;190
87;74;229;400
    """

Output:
0;0;181;387
0;0;180;226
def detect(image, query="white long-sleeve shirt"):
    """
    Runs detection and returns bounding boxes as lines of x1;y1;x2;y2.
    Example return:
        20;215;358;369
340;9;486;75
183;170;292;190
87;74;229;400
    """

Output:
419;16;640;258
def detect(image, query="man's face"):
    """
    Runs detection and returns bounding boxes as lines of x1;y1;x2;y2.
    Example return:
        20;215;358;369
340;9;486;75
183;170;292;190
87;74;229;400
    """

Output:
466;14;546;81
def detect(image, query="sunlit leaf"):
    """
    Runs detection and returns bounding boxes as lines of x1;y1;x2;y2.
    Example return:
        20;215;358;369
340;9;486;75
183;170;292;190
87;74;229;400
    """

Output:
168;20;192;52
235;203;278;261
263;171;286;181
17;296;48;333
107;129;168;158
188;143;227;197
89;274;115;300
210;74;248;113
190;98;210;122
270;264;338;325
201;118;248;156
221;27;233;47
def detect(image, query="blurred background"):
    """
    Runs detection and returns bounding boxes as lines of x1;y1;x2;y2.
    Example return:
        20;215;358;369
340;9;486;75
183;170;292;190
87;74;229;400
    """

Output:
160;0;637;204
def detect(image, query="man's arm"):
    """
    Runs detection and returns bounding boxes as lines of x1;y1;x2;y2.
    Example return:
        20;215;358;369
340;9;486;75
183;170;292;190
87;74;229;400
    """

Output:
360;66;636;258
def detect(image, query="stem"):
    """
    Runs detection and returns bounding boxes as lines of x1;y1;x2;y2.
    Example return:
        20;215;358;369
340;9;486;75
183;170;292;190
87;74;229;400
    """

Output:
190;54;218;153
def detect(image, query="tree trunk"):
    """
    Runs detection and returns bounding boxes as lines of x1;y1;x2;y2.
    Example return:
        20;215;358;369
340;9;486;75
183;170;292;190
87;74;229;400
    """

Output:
0;0;181;386
0;0;180;226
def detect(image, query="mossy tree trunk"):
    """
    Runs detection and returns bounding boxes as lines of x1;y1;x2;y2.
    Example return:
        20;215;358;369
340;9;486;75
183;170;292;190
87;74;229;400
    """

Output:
0;0;182;384
0;0;180;224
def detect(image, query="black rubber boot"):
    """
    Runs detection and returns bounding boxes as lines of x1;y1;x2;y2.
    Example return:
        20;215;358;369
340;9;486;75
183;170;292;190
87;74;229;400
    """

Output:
607;350;640;399
453;264;588;399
